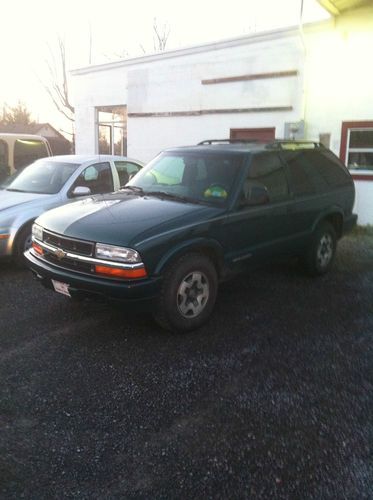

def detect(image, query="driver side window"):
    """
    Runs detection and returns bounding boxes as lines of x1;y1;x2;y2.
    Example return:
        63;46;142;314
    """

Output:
71;162;113;195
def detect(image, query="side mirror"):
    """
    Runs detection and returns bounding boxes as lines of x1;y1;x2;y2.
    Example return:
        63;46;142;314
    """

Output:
71;186;91;197
241;184;270;207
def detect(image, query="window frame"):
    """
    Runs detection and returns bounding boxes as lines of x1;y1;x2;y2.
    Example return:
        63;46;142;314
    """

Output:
97;106;127;156
340;121;373;170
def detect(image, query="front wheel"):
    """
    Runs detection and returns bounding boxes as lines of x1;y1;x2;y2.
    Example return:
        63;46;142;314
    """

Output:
303;221;337;276
14;224;33;266
154;253;218;332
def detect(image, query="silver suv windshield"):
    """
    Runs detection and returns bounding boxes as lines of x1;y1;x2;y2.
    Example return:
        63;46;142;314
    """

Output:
126;152;244;205
6;159;80;194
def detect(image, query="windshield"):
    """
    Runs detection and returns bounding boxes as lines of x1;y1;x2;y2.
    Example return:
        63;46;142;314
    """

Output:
6;159;80;194
127;152;244;205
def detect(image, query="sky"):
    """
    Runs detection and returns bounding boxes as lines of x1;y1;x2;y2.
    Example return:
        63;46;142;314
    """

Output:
0;0;329;136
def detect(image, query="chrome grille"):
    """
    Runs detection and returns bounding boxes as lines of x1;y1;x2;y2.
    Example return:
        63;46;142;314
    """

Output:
43;230;94;256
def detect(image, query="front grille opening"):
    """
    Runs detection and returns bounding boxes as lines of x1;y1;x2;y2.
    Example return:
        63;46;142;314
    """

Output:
44;253;94;274
43;230;94;256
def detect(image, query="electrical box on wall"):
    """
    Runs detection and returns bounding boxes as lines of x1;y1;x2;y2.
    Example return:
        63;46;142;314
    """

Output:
284;120;304;140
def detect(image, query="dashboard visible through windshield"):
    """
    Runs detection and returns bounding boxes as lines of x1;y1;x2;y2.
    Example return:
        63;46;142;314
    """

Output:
127;152;244;205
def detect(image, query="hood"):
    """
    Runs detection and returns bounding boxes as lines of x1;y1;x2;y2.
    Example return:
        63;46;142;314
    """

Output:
37;192;224;247
0;190;52;212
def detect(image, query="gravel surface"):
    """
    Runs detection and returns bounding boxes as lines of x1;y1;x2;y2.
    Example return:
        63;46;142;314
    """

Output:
0;234;372;499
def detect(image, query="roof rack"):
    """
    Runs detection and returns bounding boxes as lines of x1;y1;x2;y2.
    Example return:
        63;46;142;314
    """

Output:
197;139;325;150
266;140;325;150
197;139;259;145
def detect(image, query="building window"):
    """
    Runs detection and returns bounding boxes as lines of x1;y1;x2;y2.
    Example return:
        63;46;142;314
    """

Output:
97;106;127;156
340;121;373;171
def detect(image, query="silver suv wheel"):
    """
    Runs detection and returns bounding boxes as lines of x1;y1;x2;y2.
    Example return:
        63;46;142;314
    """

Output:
177;271;209;318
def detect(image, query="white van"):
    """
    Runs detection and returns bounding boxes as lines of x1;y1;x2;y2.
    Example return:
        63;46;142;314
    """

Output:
0;133;52;181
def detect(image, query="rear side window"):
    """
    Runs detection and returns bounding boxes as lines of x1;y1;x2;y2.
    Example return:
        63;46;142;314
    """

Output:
310;150;351;187
114;161;141;186
248;153;289;202
281;150;327;196
14;139;49;170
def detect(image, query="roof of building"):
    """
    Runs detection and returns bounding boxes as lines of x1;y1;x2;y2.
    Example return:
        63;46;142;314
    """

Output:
0;123;69;141
317;0;372;15
71;20;332;76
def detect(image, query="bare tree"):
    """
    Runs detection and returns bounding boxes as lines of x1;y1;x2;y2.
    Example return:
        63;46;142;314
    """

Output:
152;18;170;52
43;37;75;127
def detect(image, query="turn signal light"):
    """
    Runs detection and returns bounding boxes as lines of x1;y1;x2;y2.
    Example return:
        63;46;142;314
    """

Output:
94;265;147;279
32;242;44;255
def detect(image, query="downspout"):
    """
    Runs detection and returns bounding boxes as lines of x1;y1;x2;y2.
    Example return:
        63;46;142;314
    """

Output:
299;0;308;139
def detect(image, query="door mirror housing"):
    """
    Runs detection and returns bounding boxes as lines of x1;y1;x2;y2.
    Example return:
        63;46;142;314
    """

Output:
71;186;92;197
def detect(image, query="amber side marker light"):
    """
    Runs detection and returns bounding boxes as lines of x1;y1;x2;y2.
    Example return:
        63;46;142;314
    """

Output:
32;242;44;255
95;265;147;279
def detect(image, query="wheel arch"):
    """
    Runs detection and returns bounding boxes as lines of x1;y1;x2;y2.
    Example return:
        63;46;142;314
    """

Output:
312;209;344;239
12;219;36;256
154;238;225;277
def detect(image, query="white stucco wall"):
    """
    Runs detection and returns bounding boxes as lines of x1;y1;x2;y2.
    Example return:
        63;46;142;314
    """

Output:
353;177;373;226
304;6;373;157
72;28;304;160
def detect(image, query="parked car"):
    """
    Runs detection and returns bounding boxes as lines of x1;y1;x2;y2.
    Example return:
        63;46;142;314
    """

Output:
0;133;52;182
0;154;143;264
25;140;357;332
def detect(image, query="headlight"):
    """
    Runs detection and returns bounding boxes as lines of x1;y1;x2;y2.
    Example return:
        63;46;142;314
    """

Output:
95;243;141;263
32;223;43;242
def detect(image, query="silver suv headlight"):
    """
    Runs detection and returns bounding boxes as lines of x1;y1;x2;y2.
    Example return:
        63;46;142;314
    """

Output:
95;243;141;263
32;223;43;242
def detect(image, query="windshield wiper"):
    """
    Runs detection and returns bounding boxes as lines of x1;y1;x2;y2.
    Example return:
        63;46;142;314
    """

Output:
145;191;204;204
6;188;26;192
120;185;144;194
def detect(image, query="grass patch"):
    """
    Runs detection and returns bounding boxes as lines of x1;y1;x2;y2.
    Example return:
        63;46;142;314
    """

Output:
350;225;373;237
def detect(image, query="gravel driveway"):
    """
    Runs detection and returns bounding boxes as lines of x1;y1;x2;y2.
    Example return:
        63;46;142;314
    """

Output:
0;233;372;499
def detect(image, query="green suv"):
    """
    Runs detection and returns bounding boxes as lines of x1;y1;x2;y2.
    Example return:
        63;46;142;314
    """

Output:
25;140;357;331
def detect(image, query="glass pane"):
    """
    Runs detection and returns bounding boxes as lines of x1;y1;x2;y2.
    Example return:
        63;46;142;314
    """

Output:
73;162;113;194
98;125;111;154
349;129;373;148
14;139;49;170
249;153;289;202
348;152;373;170
128;152;243;206
8;160;80;194
114;126;124;155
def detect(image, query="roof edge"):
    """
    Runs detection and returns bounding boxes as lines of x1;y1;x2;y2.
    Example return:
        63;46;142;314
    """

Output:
71;20;332;76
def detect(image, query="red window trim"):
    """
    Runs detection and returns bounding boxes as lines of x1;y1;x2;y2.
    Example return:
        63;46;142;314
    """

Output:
340;120;373;164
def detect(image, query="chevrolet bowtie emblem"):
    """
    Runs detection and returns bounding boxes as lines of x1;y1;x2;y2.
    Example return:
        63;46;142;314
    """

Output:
54;248;66;260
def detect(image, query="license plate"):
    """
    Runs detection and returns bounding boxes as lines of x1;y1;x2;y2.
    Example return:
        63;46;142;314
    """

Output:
52;279;71;297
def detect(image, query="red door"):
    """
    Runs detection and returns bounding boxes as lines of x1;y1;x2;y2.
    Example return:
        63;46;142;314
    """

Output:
230;127;275;142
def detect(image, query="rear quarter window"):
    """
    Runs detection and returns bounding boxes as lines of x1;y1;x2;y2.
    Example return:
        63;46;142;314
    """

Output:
280;150;324;196
310;150;351;187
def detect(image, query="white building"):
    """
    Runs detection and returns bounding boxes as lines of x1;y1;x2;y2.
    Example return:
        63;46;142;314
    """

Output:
71;0;373;225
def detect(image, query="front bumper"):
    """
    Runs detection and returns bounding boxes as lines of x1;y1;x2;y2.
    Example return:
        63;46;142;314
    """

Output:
25;249;162;309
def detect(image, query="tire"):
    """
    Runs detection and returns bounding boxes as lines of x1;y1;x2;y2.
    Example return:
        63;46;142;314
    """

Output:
303;221;337;276
154;253;218;332
14;224;33;266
